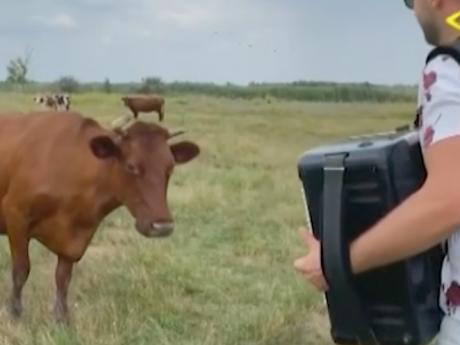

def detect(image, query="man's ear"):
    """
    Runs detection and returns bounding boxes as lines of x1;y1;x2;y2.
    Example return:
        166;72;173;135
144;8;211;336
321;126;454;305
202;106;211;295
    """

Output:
170;141;200;164
89;135;120;159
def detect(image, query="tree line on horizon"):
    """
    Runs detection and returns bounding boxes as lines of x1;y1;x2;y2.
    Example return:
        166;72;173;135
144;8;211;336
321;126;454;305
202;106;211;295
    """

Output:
1;50;418;103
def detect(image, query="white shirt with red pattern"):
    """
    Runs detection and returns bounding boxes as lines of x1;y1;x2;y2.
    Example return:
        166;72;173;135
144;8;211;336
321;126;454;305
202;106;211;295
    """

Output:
417;53;460;320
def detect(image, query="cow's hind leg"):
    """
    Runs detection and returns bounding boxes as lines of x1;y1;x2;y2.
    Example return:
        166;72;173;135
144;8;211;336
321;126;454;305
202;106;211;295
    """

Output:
53;256;74;325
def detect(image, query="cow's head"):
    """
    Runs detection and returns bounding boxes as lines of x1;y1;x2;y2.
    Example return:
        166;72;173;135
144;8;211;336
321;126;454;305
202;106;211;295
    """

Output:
88;115;200;237
120;96;130;106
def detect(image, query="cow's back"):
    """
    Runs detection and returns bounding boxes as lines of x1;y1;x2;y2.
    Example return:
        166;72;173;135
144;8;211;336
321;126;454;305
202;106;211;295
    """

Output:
0;111;107;201
0;112;46;195
125;96;162;112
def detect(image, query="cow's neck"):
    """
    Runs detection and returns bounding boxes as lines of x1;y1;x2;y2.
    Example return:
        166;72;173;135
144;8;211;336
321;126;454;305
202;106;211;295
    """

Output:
93;161;124;221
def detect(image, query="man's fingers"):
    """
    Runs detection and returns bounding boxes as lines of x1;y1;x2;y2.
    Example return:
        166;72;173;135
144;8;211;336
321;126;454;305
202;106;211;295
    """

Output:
314;283;329;292
299;228;317;248
293;257;307;272
293;258;329;291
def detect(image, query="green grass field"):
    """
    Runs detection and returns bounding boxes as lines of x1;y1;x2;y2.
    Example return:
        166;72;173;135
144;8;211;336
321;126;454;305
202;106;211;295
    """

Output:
0;94;415;345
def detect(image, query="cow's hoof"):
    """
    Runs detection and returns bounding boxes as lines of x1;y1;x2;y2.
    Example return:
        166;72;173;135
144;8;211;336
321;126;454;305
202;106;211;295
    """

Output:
9;299;22;319
53;306;70;326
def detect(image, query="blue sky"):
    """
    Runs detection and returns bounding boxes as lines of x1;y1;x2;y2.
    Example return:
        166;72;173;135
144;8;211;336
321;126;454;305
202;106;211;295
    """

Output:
0;1;430;85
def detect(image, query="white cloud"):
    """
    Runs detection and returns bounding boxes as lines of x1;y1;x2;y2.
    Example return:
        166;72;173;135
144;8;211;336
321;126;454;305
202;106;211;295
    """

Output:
95;0;293;49
32;12;76;28
100;35;112;45
96;1;221;44
159;8;216;27
51;13;75;27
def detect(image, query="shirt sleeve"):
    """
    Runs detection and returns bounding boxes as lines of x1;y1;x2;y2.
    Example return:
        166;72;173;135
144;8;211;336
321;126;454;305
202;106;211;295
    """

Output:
420;55;460;147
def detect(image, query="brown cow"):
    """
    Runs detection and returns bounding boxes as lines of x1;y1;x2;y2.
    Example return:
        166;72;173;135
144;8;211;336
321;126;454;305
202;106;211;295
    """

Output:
0;110;200;324
121;95;165;121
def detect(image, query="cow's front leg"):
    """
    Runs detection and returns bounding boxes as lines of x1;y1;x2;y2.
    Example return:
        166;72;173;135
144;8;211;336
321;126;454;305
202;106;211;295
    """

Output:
7;233;30;319
53;256;74;325
3;193;32;319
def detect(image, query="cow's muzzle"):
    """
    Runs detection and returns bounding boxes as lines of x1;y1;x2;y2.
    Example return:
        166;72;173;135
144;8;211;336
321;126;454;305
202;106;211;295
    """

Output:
135;220;174;238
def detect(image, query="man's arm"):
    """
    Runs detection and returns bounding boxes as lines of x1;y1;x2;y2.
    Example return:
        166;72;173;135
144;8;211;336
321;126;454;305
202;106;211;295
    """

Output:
349;56;460;274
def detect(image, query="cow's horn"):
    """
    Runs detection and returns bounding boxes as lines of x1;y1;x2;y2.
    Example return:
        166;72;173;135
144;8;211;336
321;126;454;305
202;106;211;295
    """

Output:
168;128;185;138
111;114;136;133
111;114;131;128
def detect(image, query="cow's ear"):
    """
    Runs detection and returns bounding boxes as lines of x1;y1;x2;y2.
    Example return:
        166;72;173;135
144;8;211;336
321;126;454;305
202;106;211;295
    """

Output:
89;135;119;159
170;141;200;164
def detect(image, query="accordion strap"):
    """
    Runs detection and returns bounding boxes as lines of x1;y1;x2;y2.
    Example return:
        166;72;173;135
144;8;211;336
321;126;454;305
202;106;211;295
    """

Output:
322;153;379;345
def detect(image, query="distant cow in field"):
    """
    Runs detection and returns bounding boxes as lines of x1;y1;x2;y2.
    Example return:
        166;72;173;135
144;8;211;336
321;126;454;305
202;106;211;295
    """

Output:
121;94;165;121
55;93;71;110
0;110;199;324
34;94;71;111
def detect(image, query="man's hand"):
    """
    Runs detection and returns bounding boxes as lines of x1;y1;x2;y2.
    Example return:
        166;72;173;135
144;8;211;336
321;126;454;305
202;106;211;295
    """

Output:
293;228;328;291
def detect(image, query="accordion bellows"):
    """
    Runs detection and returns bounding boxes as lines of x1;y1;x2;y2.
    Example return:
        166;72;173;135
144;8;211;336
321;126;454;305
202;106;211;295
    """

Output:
297;128;443;345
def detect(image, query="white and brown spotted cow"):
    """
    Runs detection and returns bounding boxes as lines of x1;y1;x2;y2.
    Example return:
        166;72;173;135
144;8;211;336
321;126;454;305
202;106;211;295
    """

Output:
34;94;71;111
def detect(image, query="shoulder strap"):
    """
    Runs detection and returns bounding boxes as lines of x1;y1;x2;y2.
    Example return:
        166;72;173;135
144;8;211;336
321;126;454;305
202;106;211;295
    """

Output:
414;40;460;129
425;44;460;65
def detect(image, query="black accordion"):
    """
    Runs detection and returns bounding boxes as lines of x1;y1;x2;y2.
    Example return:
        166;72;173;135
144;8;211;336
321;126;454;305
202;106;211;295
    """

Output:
297;127;444;345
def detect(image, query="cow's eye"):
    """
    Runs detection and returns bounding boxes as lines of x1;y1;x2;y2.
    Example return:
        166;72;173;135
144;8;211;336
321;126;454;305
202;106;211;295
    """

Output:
125;162;140;175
